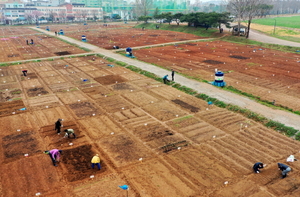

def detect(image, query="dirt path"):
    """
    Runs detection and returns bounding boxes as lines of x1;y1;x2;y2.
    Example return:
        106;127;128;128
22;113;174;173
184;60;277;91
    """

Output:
31;27;300;131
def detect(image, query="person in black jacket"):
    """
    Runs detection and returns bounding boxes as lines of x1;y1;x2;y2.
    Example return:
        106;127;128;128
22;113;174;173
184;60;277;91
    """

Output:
55;119;62;134
278;163;291;179
253;162;264;173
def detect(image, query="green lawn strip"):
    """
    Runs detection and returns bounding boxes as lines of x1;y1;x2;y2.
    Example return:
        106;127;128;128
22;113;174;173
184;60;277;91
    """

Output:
251;16;300;29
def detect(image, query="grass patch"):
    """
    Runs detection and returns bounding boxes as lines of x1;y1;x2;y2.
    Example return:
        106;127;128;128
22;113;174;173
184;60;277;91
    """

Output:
115;61;127;67
11;89;22;94
251;16;300;29
173;115;193;122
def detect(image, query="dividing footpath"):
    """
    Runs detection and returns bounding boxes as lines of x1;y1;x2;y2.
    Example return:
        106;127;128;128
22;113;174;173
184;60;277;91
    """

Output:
31;27;300;131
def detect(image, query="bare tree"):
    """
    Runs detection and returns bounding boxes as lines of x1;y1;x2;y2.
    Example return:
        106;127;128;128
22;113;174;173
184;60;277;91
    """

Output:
80;10;89;21
227;0;272;38
91;10;99;21
58;10;67;23
48;11;57;23
25;13;34;24
32;10;44;24
133;0;153;17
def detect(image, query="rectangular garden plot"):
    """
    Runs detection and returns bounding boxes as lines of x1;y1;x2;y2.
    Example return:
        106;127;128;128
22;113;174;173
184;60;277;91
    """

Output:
0;75;17;84
149;86;193;101
40;121;86;149
142;101;188;121
0;88;23;102
131;121;185;150
33;106;74;127
120;72;147;81
196;108;249;133
110;82;141;94
97;133;152;167
68;101;102;118
0;99;26;117
112;108;157;127
78;115;123;140
73;173;139;197
0;154;62;197
164;148;235;194
56;91;89;104
122;159;197;197
84;69;112;78
130;78;162;89
166;115;226;143
64;72;93;85
27;95;61;110
0;112;37;135
96;95;135;113
48;82;75;92
21;78;43;89
62;144;109;182
81;86;111;100
42;75;67;85
2;131;41;163
26;86;49;97
94;75;127;85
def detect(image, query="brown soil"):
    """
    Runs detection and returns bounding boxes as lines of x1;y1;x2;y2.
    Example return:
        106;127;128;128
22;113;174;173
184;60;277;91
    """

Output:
133;40;300;111
1;26;300;197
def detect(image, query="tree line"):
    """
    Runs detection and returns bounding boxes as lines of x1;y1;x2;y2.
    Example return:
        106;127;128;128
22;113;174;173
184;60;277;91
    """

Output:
138;12;233;32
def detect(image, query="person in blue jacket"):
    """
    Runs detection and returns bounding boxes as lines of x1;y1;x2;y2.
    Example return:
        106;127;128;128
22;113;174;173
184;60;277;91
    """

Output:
253;162;264;173
163;75;170;84
278;163;291;179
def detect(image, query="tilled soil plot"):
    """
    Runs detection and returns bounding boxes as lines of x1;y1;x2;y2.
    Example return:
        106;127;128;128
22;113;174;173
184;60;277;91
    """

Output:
1;53;300;196
133;40;300;111
61;144;108;182
62;24;204;49
0;31;85;62
2;131;42;163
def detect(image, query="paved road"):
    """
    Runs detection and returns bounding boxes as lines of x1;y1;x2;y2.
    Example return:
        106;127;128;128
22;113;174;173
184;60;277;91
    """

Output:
249;29;300;47
32;27;300;131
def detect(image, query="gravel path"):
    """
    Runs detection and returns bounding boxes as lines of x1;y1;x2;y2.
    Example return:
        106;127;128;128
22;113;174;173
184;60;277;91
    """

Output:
32;27;300;131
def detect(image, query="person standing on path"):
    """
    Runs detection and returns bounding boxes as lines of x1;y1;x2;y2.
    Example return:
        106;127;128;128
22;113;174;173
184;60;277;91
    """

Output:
44;149;62;166
55;119;62;134
55;31;57;36
64;129;76;139
163;74;170;84
26;40;29;45
91;154;101;170
171;69;175;81
253;162;264;173
278;163;291;179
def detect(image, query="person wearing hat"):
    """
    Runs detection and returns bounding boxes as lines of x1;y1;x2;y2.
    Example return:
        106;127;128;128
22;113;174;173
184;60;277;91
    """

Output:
44;149;62;166
278;163;291;179
55;119;62;134
91;154;101;170
64;129;76;139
